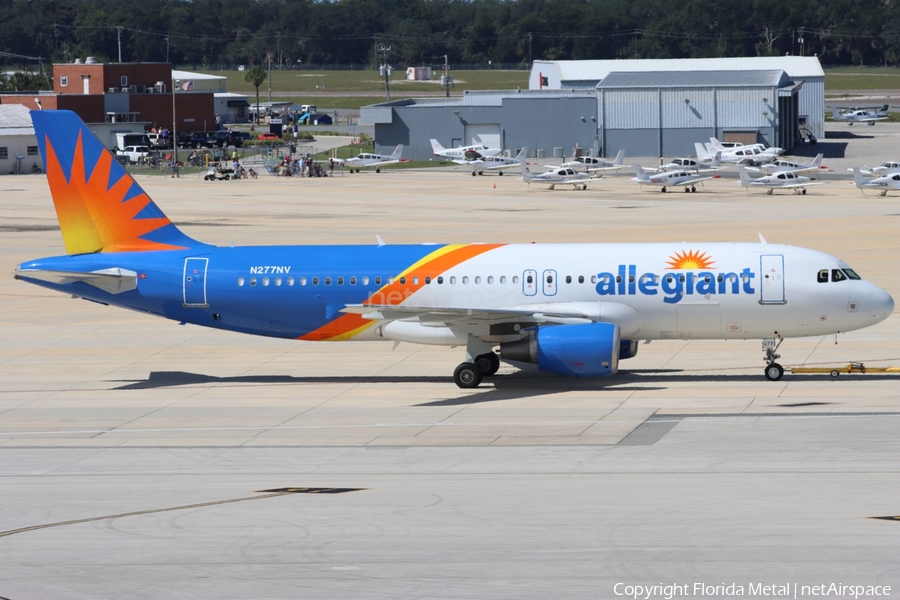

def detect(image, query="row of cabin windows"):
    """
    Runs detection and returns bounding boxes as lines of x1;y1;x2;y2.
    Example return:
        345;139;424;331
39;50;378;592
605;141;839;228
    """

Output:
234;272;752;288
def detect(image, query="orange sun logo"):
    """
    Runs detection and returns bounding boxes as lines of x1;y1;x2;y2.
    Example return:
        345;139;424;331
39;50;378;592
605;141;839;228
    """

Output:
665;249;715;270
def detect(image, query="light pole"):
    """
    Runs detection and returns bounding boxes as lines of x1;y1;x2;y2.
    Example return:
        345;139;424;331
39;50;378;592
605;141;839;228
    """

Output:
171;77;179;168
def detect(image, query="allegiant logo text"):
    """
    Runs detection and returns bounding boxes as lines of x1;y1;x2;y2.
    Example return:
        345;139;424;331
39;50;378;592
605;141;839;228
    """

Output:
596;265;756;304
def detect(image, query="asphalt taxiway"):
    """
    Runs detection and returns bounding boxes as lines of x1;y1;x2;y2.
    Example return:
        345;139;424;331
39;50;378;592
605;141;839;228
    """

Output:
0;125;898;598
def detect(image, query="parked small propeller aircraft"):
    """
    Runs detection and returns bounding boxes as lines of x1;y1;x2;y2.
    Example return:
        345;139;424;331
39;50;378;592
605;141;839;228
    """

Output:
632;164;718;193
737;166;824;195
334;145;405;173
746;154;825;177
14;110;895;389
521;163;594;190
709;137;784;158
845;104;889;117
851;167;900;196
552;150;628;173
430;139;502;160
652;152;722;173
697;142;777;166
830;107;888;126
456;147;528;176
848;161;900;177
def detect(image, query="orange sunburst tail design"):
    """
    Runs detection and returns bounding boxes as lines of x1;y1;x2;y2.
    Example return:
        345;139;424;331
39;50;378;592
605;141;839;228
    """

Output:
31;110;204;254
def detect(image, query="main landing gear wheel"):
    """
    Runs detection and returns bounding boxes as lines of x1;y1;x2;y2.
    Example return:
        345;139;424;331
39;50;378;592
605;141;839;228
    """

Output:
661;186;667;192
764;363;784;381
474;352;501;377
454;363;483;388
472;171;477;177
684;186;690;192
801;188;807;195
691;185;697;192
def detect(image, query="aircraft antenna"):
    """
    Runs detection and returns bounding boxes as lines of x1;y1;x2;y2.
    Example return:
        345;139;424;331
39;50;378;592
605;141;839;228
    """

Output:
758;233;768;244
376;235;386;247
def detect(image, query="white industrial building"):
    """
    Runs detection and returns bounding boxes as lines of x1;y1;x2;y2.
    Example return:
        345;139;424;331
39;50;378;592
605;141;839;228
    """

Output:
0;104;38;175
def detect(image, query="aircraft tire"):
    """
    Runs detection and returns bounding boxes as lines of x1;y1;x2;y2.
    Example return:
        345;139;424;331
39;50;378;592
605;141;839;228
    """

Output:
830;370;840;378
472;172;477;177
661;186;667;193
454;363;483;388
691;186;697;192
802;188;807;195
475;352;501;377
764;363;784;381
684;187;690;192
498;171;503;176
376;168;381;173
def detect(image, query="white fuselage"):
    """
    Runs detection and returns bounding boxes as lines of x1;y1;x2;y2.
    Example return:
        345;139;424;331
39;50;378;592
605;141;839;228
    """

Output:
347;243;893;343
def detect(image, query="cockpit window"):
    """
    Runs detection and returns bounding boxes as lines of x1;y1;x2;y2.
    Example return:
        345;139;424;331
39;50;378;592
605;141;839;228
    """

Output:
842;268;861;280
831;269;847;282
817;269;829;283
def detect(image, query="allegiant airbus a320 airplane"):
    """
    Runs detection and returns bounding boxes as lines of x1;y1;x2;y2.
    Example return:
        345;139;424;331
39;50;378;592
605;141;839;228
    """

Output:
15;111;895;388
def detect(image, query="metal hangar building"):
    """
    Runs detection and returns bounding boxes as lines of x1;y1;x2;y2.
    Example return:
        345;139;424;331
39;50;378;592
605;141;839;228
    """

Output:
362;56;824;159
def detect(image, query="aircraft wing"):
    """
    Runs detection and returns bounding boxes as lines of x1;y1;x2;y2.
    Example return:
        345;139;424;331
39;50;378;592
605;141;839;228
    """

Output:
780;182;826;189
484;162;520;171
673;175;718;186
341;301;640;337
14;267;138;294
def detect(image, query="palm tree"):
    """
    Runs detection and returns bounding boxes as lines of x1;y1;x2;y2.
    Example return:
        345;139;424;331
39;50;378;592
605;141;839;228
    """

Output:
244;66;267;125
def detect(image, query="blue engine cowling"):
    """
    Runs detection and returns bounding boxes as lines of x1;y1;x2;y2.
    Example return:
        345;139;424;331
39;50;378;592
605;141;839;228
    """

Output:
500;322;620;377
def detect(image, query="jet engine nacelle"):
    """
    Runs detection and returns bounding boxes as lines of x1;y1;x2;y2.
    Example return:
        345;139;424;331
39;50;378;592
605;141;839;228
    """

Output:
500;322;620;377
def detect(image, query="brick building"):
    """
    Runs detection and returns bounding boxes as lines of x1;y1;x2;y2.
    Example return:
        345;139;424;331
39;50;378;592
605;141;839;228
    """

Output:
1;59;215;137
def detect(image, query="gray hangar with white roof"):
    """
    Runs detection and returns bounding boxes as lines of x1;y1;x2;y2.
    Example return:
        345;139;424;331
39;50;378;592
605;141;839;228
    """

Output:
362;56;824;160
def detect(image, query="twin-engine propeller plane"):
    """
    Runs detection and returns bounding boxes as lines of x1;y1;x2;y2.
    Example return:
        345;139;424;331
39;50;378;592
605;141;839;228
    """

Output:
15;111;895;388
332;144;405;173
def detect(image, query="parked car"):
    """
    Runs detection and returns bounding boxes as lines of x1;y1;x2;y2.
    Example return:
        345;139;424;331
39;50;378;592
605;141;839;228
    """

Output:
116;145;151;163
178;132;213;149
212;131;244;148
258;132;280;141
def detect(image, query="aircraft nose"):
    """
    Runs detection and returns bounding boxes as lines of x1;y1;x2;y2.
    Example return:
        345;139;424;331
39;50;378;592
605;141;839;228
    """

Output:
869;286;895;322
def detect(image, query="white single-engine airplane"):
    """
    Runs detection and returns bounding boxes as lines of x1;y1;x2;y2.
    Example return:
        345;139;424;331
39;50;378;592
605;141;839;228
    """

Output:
14;111;895;389
632;164;718;193
851;167;900;196
746;154;825;177
456;147;528;176
552;150;628;173
709;137;784;158
652;152;722;173
522;163;594;190
848;161;900;177
830;107;888;126
737;166;824;195
333;145;405;173
697;142;778;166
430;138;502;160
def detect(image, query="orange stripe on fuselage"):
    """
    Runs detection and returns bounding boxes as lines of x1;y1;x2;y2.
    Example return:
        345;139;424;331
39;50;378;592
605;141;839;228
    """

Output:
299;243;504;341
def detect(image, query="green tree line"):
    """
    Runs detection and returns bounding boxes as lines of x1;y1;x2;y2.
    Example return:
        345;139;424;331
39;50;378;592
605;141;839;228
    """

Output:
2;0;899;71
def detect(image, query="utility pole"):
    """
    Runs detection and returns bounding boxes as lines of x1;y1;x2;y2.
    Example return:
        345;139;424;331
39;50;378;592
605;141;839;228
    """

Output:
378;44;392;102
267;52;272;102
441;54;453;98
165;35;170;63
117;26;123;63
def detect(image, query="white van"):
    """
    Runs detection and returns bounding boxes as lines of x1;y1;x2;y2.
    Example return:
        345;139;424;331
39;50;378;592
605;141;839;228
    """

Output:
116;145;151;163
299;104;317;115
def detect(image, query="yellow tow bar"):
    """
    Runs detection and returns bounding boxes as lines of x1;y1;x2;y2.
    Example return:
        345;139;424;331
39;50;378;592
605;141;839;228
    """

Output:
788;363;900;378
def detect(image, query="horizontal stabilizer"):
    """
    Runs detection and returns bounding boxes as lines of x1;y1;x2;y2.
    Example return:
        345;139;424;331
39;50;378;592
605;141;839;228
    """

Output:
15;267;137;294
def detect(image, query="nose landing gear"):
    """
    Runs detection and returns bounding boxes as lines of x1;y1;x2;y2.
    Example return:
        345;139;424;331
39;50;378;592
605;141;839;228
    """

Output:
763;334;784;381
